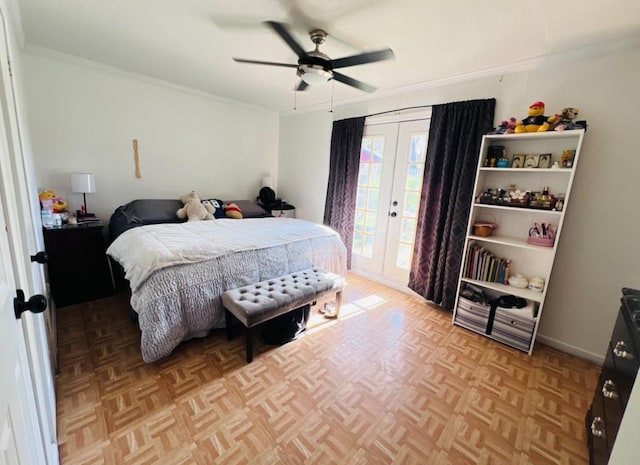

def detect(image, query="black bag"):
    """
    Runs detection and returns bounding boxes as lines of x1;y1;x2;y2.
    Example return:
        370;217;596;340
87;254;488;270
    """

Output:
258;187;276;208
261;305;310;345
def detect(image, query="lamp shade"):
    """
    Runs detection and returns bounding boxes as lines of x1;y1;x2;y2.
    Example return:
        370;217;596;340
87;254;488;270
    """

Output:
70;173;96;194
261;175;273;189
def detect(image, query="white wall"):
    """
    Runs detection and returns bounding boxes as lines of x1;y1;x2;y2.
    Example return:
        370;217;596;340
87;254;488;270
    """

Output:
20;50;279;222
279;37;640;360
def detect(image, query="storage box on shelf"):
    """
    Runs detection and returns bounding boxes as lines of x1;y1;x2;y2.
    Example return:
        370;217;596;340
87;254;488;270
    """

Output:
453;130;585;354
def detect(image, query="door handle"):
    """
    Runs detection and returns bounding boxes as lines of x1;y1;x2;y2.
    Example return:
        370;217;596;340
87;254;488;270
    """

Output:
391;201;398;206
14;289;47;319
389;212;397;217
30;251;48;264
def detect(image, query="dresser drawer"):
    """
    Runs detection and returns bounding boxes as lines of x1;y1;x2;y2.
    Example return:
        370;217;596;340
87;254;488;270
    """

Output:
610;310;639;378
586;391;609;465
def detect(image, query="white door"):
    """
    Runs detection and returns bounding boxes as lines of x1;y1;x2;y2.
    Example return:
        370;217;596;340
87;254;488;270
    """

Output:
351;118;430;285
0;5;58;464
0;150;47;465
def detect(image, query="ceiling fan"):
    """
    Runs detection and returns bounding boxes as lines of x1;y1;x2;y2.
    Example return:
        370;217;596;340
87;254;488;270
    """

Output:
232;21;395;92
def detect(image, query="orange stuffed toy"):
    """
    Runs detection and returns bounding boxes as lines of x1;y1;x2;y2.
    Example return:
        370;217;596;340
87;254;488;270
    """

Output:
515;101;558;133
39;189;67;213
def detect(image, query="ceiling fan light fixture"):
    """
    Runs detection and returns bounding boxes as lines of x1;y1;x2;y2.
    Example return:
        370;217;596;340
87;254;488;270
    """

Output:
299;64;333;85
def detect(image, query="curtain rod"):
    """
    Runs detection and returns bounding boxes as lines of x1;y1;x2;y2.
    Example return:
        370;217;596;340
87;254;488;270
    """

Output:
366;105;432;118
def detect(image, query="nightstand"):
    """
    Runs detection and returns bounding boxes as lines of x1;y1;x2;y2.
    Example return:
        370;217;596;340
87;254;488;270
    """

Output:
270;203;296;218
43;222;114;307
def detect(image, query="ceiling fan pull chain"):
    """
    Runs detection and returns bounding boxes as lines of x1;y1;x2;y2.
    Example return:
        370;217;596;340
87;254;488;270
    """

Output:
329;80;334;113
293;74;297;111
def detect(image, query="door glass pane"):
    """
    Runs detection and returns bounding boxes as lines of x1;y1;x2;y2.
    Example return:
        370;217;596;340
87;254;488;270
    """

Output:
358;164;370;186
370;163;382;186
400;218;416;243
403;191;420;217
405;163;423;190
363;235;375;258
353;232;363;254
354;211;365;232
367;189;379;212
396;243;412;270
395;134;427;269
410;134;427;162
353;135;384;258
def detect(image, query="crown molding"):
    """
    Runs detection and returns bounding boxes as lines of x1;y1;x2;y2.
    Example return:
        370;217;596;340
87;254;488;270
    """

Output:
22;44;278;116
282;33;640;117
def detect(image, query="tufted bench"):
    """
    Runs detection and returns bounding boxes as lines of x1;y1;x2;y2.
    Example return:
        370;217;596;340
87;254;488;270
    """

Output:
222;268;345;363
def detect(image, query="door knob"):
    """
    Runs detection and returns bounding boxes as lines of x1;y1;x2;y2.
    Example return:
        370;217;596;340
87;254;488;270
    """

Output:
14;289;47;319
30;251;48;264
389;212;397;217
392;201;398;206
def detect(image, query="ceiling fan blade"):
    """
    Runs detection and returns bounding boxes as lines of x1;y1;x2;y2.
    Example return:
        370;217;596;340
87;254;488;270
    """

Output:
233;58;298;68
332;71;376;93
296;80;309;91
330;48;395;69
265;21;307;58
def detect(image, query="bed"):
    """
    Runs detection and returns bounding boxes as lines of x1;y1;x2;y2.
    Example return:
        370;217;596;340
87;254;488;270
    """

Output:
106;199;347;363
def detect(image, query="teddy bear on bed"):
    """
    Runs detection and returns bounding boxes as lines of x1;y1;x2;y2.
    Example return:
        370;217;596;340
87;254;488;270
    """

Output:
176;191;215;221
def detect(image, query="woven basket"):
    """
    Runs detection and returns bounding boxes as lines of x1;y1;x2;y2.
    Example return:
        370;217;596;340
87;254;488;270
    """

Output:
473;223;496;237
473;213;497;237
527;236;554;247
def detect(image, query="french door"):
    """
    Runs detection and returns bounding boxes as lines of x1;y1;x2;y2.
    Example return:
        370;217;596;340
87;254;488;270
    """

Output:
351;118;430;285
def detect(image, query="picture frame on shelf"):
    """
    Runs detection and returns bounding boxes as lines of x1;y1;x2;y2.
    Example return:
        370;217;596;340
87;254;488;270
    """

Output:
511;153;525;168
524;153;540;168
538;153;552;168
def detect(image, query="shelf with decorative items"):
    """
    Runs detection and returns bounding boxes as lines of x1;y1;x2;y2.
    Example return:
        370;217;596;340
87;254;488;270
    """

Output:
453;129;585;354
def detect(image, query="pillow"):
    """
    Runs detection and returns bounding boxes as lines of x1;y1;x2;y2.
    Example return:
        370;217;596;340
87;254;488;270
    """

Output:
225;202;243;219
202;198;226;219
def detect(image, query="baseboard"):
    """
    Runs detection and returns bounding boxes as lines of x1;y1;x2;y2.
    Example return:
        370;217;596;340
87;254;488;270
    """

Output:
348;270;421;298
536;334;605;365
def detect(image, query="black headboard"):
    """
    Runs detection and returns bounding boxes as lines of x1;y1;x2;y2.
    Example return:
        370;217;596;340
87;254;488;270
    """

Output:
108;199;271;241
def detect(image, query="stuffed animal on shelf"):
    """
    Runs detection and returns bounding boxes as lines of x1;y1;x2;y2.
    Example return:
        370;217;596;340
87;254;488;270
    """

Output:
39;189;67;213
553;107;582;131
176;191;214;221
515;101;558;133
488;117;517;134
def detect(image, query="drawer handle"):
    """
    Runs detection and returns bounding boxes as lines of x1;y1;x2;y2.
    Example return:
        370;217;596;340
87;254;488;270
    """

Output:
614;341;635;360
591;417;606;438
602;379;620;399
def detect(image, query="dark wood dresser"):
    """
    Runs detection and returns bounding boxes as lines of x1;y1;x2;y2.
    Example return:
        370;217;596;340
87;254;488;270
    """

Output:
43;222;114;307
586;288;640;464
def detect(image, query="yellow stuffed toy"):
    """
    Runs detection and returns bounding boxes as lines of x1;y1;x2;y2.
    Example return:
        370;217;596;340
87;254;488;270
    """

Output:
39;189;67;213
515;101;558;133
176;191;215;221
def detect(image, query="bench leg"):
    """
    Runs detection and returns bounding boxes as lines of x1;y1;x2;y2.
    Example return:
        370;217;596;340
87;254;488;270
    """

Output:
225;309;235;341
246;326;254;363
334;291;343;319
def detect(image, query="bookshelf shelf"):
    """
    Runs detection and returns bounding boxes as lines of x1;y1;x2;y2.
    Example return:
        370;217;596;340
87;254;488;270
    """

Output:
453;129;585;354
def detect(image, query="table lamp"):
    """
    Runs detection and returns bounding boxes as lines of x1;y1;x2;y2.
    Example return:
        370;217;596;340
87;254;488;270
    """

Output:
70;173;96;218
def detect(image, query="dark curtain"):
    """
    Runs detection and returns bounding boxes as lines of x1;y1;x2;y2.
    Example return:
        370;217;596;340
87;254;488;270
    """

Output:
409;98;495;310
323;116;365;269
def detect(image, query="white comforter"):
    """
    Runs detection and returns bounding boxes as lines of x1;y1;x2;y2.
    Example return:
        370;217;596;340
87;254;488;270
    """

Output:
107;218;347;362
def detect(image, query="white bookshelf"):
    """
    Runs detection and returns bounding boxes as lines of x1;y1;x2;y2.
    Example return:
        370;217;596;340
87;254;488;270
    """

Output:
452;129;585;354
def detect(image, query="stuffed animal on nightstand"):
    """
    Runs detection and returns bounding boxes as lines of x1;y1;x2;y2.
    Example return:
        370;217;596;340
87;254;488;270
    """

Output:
176;191;215;221
39;189;67;213
515;101;558;133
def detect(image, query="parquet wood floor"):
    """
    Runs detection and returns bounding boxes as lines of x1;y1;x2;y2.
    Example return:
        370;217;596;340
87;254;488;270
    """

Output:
56;273;600;465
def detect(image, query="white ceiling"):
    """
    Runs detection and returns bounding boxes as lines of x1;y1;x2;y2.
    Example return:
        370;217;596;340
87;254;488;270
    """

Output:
14;0;640;113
